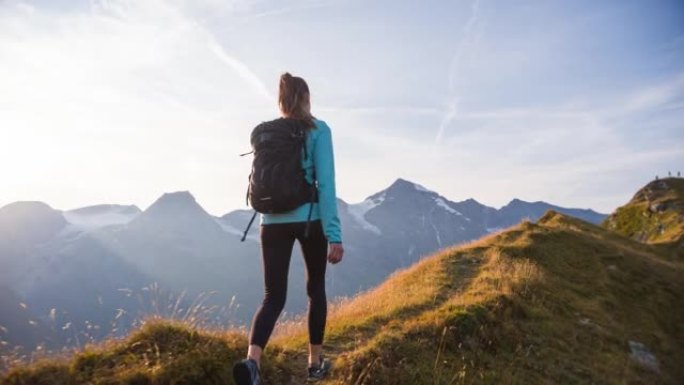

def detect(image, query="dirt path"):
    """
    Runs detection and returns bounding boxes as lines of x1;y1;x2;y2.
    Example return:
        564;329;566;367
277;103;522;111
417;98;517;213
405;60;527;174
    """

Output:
273;252;485;384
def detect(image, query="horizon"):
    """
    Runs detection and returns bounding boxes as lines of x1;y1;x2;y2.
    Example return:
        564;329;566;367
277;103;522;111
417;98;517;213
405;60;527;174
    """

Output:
2;0;683;215
2;175;658;216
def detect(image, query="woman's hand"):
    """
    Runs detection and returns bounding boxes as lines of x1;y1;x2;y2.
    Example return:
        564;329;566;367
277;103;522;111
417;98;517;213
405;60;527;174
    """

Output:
327;243;344;264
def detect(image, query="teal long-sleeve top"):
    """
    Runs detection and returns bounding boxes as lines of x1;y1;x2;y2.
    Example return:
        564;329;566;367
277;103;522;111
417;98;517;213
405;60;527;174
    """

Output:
260;119;343;243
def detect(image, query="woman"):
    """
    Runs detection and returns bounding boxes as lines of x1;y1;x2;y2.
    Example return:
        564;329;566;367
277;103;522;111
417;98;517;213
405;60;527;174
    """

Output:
233;72;344;385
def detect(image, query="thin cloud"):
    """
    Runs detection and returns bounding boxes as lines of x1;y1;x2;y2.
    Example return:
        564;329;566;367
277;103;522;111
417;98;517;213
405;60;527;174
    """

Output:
207;39;273;100
610;73;684;117
318;105;442;116
104;0;275;102
242;0;338;23
0;0;274;215
2;0;682;215
435;0;483;144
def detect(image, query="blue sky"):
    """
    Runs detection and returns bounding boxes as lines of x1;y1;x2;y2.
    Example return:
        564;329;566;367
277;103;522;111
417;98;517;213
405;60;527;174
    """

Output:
1;0;683;214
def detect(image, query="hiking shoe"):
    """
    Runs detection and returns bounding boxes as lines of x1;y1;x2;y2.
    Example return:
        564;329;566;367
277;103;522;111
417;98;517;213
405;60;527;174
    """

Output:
307;356;332;382
233;358;262;385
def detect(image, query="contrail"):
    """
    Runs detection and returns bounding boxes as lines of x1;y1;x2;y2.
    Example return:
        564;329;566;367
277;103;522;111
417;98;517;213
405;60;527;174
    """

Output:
207;39;274;101
96;0;274;101
435;0;482;144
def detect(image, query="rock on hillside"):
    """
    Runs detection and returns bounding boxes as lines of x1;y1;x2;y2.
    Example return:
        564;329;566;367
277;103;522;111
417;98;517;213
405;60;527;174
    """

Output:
604;178;684;249
4;211;682;384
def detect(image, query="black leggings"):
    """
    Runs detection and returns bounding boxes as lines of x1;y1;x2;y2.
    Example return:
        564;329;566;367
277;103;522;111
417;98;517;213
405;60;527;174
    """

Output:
249;220;328;349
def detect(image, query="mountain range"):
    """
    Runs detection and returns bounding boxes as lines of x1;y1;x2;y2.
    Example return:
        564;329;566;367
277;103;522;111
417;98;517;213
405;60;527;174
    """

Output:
0;178;606;352
2;178;681;384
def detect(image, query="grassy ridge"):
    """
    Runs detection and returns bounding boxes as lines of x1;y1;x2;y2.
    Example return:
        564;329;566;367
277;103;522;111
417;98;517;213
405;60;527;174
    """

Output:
2;212;683;384
316;212;683;384
604;178;684;249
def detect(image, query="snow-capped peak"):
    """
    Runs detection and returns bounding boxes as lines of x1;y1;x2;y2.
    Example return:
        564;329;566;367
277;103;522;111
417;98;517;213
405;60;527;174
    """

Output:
141;191;209;218
386;178;435;195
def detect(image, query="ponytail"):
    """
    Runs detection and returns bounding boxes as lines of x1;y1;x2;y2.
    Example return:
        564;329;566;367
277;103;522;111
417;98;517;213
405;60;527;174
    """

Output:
279;72;315;129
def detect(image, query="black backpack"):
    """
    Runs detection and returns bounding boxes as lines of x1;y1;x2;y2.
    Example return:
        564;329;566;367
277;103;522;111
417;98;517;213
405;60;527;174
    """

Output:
240;118;317;241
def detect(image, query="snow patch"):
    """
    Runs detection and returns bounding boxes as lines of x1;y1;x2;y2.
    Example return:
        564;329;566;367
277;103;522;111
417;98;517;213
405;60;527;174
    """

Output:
434;197;469;220
430;219;442;246
412;182;431;193
486;227;503;234
63;209;138;229
348;195;383;235
57;224;86;241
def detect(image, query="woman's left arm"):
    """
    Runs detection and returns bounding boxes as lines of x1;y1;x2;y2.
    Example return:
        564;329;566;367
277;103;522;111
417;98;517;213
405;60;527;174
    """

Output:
313;122;342;243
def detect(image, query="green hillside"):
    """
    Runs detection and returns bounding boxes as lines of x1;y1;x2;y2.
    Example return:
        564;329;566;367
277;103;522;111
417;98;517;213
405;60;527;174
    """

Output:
3;210;683;384
604;178;684;250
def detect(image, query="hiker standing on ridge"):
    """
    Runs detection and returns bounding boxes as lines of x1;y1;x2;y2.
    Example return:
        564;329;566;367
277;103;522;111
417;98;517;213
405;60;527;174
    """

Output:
233;72;344;384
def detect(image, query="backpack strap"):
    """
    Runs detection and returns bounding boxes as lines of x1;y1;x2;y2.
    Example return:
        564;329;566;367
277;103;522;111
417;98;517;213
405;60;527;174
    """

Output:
245;172;251;207
304;164;318;239
304;186;315;238
301;126;314;238
241;210;258;242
